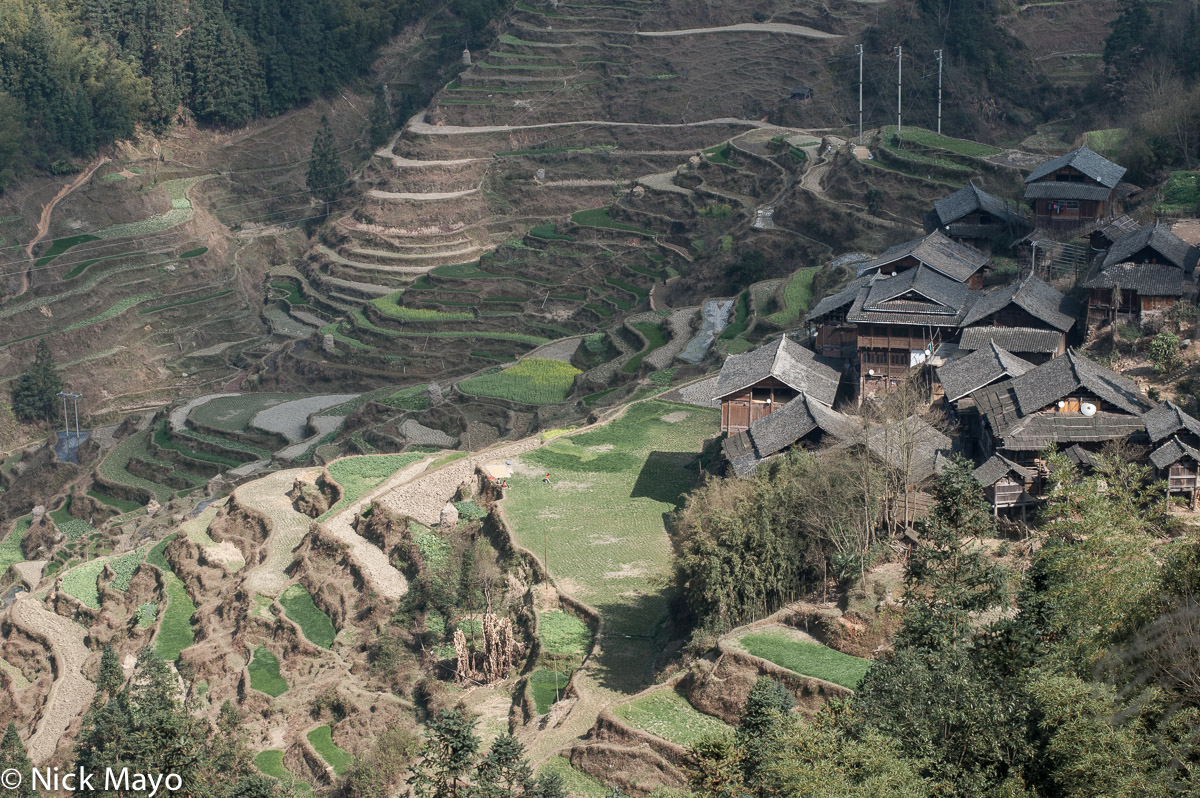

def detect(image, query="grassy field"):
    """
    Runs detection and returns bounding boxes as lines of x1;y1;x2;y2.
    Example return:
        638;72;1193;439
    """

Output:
98;430;194;503
108;549;144;591
87;489;143;512
505;401;716;636
148;535;196;660
49;507;93;540
537;756;608;798
0;516;30;575
372;292;474;321
61;558;109;608
1086;128;1127;158
307;726;352;774
459;358;581;404
248;646;288;696
1157;170;1200;215
620;322;667;373
255;750;312;796
570;208;656;236
880;125;1003;158
766;267;817;326
320;453;425;519
539;609;592;657
189;394;302;433
35;234;100;267
613;688;730;747
740;630;871;689
279;584;336;648
529;668;571;714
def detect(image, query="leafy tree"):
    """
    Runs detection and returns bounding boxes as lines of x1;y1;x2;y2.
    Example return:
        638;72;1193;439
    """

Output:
369;83;392;150
408;708;480;798
306;115;346;207
0;723;35;798
97;643;123;697
342;728;420;798
1150;329;1181;374
864;188;884;216
11;340;63;423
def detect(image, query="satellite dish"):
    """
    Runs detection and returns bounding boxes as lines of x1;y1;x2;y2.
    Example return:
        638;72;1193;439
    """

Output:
868;369;875;376
1080;402;1097;417
1057;401;1066;409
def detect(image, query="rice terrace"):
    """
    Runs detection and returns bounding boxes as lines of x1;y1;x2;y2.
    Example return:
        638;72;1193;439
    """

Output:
1;0;1198;794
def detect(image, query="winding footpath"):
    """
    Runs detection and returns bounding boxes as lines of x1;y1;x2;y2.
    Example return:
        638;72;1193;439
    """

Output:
636;22;840;38
9;597;95;763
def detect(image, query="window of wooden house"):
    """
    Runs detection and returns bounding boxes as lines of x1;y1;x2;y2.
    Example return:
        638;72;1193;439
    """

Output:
890;352;908;366
1063;200;1079;210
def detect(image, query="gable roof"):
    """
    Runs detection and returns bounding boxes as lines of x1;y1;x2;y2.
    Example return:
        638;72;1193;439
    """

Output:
1149;436;1200;470
857;416;952;484
1142;400;1200;443
857;230;989;283
806;274;874;322
723;393;860;477
713;336;842;406
1011;349;1151;417
1025;145;1126;189
957;326;1064;355
959;272;1079;332
973;453;1035;487
934;182;1029;228
936;342;1034;402
1084;262;1190;298
1024;182;1115;202
1101;225;1199;272
847;267;974;327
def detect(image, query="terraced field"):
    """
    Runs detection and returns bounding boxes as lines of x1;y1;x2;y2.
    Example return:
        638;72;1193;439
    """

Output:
613;687;730;747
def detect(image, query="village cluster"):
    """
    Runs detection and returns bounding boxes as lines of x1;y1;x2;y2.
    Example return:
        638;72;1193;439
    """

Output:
713;145;1200;516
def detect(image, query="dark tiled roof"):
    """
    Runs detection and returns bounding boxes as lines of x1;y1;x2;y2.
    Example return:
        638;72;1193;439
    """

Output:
1142;401;1200;443
973;453;1035;486
858;416;952;484
1011;350;1151;417
1101;225;1199;272
1063;444;1098;467
959;273;1079;333
723;394;860;477
1149;436;1200;470
806;274;873;322
847;267;974;327
958;326;1063;355
1084;262;1189;297
1024;182;1115;201
1000;412;1148;450
937;342;1034;402
934;182;1029;228
1025;146;1127;189
857;230;989;283
713;336;842;406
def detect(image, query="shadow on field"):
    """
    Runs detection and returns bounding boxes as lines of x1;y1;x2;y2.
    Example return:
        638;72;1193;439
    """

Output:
631;451;699;507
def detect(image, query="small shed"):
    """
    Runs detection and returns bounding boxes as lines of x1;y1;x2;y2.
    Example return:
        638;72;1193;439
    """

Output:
713;336;841;434
1150;437;1200;508
973;454;1038;516
1084;262;1193;330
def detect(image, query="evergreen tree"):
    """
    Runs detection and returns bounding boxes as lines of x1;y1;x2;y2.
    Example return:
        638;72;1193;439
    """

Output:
97;643;123;697
11;340;63;423
368;83;392;150
0;723;35;798
408;709;480;798
737;678;795;795
472;734;534;798
306;115;345;207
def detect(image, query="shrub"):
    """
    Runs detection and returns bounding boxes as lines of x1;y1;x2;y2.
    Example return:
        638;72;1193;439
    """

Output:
1150;329;1182;374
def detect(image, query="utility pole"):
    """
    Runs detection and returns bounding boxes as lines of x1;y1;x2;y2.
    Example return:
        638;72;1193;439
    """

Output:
894;46;903;141
935;49;944;135
856;44;864;145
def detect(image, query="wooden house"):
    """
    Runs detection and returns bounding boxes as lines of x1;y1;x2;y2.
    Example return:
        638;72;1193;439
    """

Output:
937;342;1034;458
1024;146;1127;228
857;230;989;289
722;393;859;476
1099;224;1199;274
806;274;874;358
958;273;1078;363
957;326;1065;365
926;182;1032;248
1084;262;1193;330
848;416;954;527
844;267;974;397
973;454;1039;516
970;349;1155;467
1144;401;1200;507
713;336;842;434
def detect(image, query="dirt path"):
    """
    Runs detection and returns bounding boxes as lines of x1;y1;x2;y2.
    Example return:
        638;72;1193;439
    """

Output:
408;112;782;136
636;22;840;38
9;597;95;762
17;156;110;295
239;469;323;598
367;187;480;201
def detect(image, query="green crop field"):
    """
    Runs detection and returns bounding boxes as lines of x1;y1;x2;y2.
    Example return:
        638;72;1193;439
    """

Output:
614;688;730;747
255;750;312;796
621;322;667;373
372;292;474;321
320;453;425;519
141;289;233;315
306;726;352;774
505;401;716;636
459;358;581;404
279;584;336;648
137;602;158;628
0;516;30;575
570;208;656;236
65;252;144;280
740;631;871;689
97;430;200;503
153;421;242;467
538;757;608;798
95;176;210;239
148;535;196;660
529;223;574;241
108;549;144;591
1086;128;1127;158
248;646;288;697
880;126;1003;158
180;247;208;258
61;558;109;608
87;489;143;512
189;394;302;433
49;507;93;540
1157;171;1200;215
766;267;817;326
35;234;100;267
379;384;431;410
539;609;592;657
529;668;571;714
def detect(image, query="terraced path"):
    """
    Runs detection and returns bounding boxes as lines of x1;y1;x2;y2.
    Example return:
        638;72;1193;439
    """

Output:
10;597;95;762
636;22;840;38
409;113;781;136
367;187;481;201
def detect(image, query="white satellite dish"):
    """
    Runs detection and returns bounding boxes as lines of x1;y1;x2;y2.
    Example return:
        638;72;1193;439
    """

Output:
868;369;875;376
1080;402;1097;417
1057;401;1066;409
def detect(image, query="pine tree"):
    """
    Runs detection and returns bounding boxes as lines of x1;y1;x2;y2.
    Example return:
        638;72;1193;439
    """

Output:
11;340;63;423
368;83;392;150
0;723;35;798
306;115;345;207
97;643;123;697
407;709;480;798
472;734;534;798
